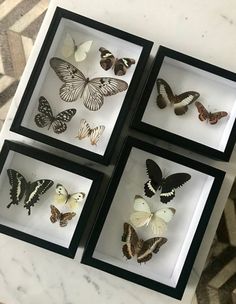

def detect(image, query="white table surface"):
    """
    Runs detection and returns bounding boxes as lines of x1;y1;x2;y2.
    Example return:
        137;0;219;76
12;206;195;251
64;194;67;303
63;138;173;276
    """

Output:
0;0;235;303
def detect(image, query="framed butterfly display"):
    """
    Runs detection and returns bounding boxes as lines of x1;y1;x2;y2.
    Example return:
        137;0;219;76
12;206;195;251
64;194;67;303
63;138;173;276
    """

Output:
10;7;153;165
132;46;236;161
81;137;225;300
0;140;103;258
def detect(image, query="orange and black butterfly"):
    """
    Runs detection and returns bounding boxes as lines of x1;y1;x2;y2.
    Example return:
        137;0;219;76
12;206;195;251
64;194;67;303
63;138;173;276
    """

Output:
156;78;200;115
99;47;135;76
195;101;228;125
50;205;76;227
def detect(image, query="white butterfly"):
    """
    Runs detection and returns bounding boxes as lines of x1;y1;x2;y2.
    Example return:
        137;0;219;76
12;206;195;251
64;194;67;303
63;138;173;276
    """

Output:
130;195;176;235
61;33;93;62
76;119;105;146
54;184;86;211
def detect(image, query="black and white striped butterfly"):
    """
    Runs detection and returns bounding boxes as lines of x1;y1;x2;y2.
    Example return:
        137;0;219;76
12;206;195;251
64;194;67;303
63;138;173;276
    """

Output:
99;47;135;76
156;78;200;115
34;96;76;134
50;57;128;111
144;159;191;204
7;169;54;215
76;119;105;146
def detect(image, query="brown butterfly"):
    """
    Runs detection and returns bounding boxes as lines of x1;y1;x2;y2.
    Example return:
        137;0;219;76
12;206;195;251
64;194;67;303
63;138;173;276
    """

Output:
121;222;167;264
156;78;200;115
195;101;228;125
50;205;76;227
99;47;135;76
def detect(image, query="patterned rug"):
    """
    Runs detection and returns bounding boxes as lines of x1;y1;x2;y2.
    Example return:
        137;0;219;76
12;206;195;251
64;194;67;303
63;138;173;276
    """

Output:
0;1;235;303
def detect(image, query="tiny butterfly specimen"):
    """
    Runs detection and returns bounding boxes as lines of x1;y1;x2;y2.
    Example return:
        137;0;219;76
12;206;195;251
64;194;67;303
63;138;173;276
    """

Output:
195;101;228;125
50;205;76;227
61;33;93;62
54;184;85;211
122;222;167;264
130;195;176;235
76;119;105;146
7;169;53;215
50;57;128;111
156;78;200;115
34;96;76;134
144;159;191;204
99;47;135;76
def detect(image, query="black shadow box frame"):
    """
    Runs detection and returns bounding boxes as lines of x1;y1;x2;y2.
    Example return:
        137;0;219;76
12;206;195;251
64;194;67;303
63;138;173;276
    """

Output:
10;6;153;165
0;140;103;258
81;136;225;299
132;46;236;161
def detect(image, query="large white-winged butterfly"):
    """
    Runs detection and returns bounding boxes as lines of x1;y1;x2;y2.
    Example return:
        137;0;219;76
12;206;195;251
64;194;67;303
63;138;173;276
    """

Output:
50;57;128;111
54;184;85;212
130;195;176;235
144;159;191;204
122;222;167;264
76;119;105;146
156;78;200;115
99;47;136;76
61;33;93;62
50;205;76;227
34;96;76;134
7;169;54;215
195;101;228;125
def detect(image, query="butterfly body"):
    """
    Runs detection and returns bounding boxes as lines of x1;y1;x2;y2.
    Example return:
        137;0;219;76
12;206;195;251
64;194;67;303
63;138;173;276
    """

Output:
122;222;167;263
156;78;200;115
50;205;76;227
195;101;228;125
144;159;191;203
7;169;53;215
54;184;85;211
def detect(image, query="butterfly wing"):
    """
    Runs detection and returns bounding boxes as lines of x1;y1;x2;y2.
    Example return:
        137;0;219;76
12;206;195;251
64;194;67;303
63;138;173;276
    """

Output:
89;125;105;145
52;108;76;134
130;211;152;228
122;222;139;259
61;33;75;58
50;204;61;223
77;119;91;140
160;173;191;203
209;111;228;125
195;101;209;121
34;96;54;128
151;208;176;235
24;179;54;215
144;159;162;198
83;77;128;111
137;237;167;263
74;40;93;62
133;195;151;212
67;192;86;211
114;58;136;76
7;169;27;208
50;57;86;102
156;78;175;109
99;47;116;71
174;91;200;115
59;212;76;227
54;184;69;205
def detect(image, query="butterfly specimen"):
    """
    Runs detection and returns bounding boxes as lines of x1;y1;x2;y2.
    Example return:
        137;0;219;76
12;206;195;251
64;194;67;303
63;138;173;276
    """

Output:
144;159;191;204
156;78;200;115
34;96;76;134
122;222;167;263
7;169;53;215
195;101;228;125
54;184;85;211
61;33;93;62
76;119;105;146
130;195;175;235
50;205;76;227
50;57;128;111
99;47;135;76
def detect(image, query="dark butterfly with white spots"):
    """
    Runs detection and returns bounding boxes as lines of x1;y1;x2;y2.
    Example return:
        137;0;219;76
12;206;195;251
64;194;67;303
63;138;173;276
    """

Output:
50;57;128;111
7;169;54;215
122;222;167;264
76;119;105;146
195;101;228;125
156;78;200;115
34;96;76;134
50;205;76;227
144;159;191;204
99;47;135;76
